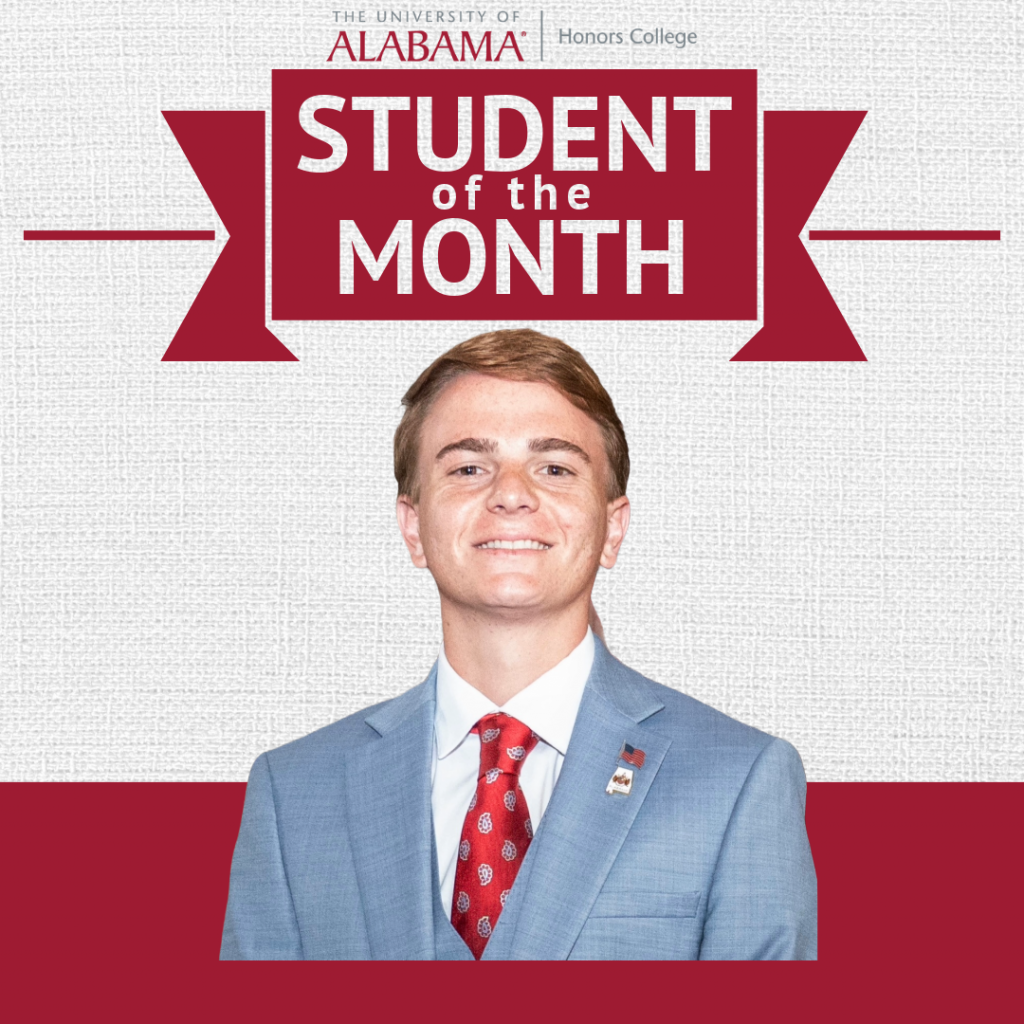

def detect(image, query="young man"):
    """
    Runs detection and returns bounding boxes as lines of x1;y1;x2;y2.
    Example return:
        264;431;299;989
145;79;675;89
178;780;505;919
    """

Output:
220;329;817;960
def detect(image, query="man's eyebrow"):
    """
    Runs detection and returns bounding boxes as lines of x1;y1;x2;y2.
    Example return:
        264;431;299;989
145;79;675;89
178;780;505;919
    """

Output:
528;437;591;463
435;437;498;460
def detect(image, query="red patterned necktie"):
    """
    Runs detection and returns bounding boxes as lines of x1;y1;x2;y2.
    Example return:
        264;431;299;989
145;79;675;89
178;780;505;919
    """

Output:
451;713;539;959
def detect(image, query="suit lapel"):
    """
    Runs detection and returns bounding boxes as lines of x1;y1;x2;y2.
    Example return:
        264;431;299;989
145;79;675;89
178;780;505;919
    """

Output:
483;641;670;961
344;671;438;960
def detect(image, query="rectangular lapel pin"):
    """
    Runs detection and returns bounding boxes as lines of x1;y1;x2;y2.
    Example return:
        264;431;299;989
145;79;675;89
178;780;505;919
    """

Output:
619;743;646;768
605;766;634;796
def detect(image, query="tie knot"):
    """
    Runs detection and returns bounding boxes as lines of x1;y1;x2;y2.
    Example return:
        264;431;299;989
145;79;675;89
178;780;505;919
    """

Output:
473;713;538;776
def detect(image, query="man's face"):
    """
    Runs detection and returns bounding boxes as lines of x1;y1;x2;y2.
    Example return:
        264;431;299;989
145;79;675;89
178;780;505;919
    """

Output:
396;374;630;621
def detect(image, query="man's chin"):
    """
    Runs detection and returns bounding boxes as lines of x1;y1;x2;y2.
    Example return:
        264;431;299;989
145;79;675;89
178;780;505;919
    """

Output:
476;588;548;612
449;583;560;618
434;567;592;619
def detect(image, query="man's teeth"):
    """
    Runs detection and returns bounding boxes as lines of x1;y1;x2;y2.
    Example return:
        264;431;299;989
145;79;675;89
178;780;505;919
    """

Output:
478;540;551;550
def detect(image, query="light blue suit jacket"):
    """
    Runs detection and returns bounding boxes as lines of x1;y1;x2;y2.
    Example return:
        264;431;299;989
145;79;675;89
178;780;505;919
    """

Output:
221;638;817;959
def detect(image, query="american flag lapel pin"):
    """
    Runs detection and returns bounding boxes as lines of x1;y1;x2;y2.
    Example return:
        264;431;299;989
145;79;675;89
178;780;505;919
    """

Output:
619;742;646;769
606;742;646;795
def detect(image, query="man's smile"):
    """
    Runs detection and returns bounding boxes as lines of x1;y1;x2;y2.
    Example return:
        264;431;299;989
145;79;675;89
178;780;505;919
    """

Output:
474;539;552;550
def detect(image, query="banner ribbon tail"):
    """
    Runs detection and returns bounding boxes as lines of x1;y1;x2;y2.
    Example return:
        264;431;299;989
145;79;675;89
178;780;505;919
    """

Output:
733;110;868;361
161;110;296;361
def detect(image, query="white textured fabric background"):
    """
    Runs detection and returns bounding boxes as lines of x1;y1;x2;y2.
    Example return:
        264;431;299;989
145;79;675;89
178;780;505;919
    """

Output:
2;1;1021;780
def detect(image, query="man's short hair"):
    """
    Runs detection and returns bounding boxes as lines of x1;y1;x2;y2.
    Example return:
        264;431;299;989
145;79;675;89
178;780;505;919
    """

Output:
394;329;630;502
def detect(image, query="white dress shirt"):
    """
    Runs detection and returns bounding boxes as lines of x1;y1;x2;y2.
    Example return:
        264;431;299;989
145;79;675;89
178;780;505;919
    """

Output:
431;627;595;917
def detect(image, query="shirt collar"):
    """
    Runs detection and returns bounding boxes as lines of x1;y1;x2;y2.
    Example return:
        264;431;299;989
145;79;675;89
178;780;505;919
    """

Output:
434;627;595;760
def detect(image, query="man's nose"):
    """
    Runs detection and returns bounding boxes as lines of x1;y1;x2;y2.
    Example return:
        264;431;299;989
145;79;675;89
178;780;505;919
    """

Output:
488;463;539;512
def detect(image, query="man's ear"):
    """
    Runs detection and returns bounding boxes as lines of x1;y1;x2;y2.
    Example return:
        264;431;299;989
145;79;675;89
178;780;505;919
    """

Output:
599;495;630;569
396;496;429;568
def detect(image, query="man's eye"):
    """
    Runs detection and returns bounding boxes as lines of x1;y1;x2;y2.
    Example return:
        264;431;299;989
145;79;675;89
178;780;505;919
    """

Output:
544;464;573;476
456;465;479;476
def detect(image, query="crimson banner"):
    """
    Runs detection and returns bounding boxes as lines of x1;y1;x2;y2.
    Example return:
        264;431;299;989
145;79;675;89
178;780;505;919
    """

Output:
161;69;871;362
272;69;756;322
